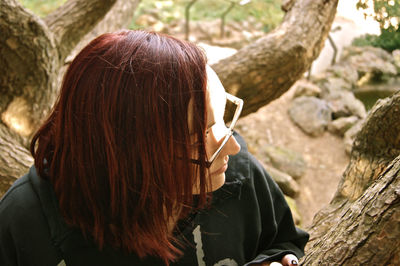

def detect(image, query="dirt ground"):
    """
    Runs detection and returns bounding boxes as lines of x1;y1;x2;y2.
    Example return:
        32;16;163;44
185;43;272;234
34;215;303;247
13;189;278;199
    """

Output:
236;81;350;227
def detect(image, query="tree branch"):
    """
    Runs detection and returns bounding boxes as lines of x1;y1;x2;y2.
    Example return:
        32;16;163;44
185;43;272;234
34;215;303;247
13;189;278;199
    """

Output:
0;123;33;197
44;0;117;62
0;0;59;137
65;0;142;62
305;91;400;263
302;155;400;265
335;91;400;202
212;0;338;117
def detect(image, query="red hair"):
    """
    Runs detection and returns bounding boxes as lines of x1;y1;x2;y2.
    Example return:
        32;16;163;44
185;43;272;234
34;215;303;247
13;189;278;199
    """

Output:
31;30;209;263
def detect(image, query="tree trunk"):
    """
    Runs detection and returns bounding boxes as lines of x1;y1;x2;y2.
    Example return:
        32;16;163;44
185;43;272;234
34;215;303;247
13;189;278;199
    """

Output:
212;0;338;117
0;0;60;137
303;156;400;265
0;124;33;197
302;91;400;264
0;0;124;139
64;0;142;63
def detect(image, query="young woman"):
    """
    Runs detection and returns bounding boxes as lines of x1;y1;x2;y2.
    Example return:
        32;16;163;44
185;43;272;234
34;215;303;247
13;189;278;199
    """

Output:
0;30;308;266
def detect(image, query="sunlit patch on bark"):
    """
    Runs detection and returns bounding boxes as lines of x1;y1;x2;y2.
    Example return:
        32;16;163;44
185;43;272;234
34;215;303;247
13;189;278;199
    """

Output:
1;97;33;137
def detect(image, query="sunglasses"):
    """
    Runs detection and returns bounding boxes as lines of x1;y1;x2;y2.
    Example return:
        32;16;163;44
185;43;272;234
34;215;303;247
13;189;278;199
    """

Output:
191;92;243;168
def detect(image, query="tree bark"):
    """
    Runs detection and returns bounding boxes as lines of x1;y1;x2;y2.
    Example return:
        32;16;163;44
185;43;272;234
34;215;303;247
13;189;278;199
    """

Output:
64;0;142;63
212;0;338;117
303;156;400;265
303;91;400;264
0;0;131;139
0;0;59;137
44;0;117;63
0;123;33;197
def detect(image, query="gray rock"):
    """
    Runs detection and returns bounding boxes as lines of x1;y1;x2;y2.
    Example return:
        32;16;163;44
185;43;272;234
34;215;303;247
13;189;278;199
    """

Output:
288;96;332;137
293;80;322;98
263;145;307;179
392;49;400;73
317;75;353;93
322;90;366;119
341;46;397;76
328;116;359;136
327;63;359;87
264;165;300;197
343;120;364;155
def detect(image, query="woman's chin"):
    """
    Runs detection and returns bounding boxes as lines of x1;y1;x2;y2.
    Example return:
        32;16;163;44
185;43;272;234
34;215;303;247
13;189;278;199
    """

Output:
192;172;226;195
210;173;226;192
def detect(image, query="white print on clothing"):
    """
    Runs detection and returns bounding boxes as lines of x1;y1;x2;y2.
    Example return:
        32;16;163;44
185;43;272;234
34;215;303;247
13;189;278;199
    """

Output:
57;259;66;266
193;225;238;266
193;225;205;266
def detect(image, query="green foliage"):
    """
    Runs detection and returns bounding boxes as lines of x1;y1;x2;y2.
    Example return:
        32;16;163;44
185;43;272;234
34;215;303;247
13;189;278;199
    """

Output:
132;0;283;32
353;29;400;52
18;0;66;17
357;0;400;31
18;0;283;34
356;0;400;51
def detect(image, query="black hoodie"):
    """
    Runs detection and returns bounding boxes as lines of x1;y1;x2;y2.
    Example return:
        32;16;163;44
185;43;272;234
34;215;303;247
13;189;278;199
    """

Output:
0;133;309;265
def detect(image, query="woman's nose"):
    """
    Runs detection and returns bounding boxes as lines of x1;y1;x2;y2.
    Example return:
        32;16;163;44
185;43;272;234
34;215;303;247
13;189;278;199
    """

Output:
224;135;241;156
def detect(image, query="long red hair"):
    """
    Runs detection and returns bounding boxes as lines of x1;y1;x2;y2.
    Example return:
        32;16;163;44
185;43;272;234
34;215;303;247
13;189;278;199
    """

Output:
31;30;209;263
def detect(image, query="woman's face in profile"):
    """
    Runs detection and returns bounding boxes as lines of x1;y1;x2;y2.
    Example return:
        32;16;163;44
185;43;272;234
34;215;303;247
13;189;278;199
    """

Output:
192;66;241;194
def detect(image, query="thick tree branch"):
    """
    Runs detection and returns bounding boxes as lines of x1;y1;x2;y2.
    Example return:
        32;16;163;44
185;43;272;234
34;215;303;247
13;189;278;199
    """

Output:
213;0;338;117
304;91;400;263
44;0;117;62
65;0;142;62
0;0;59;137
333;92;400;202
302;155;400;265
0;123;33;197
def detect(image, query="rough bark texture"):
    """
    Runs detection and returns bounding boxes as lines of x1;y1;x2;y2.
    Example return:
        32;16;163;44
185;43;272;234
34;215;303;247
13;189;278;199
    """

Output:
44;0;117;63
303;156;400;265
335;94;400;202
0;0;59;137
212;0;338;117
64;0;142;63
303;91;400;265
0;124;33;197
45;0;141;64
0;0;122;139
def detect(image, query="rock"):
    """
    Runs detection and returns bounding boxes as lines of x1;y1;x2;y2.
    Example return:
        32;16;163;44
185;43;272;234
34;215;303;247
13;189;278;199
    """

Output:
288;96;332;137
392;49;400;73
293;80;322;98
343;120;364;155
264;165;300;197
263;145;307;179
284;196;302;226
327;63;359;87
328;116;359;136
317;75;353;92
341;46;397;77
322;90;366;119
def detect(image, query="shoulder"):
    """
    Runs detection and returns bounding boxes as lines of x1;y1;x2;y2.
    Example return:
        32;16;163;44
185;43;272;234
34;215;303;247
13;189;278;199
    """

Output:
0;167;62;265
0;172;36;214
0;167;47;232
